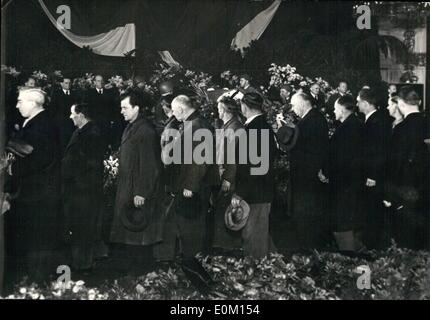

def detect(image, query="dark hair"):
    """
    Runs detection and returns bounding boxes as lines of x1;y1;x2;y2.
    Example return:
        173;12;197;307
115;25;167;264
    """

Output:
389;95;399;104
336;94;356;111
242;92;263;111
121;89;153;114
280;84;292;92
218;96;240;115
358;88;377;106
240;74;252;81
398;86;421;106
160;94;174;109
24;75;36;84
59;76;72;82
74;103;93;120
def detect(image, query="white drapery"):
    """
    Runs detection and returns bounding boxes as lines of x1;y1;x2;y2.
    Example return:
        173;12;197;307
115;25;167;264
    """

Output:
38;0;136;57
231;0;281;54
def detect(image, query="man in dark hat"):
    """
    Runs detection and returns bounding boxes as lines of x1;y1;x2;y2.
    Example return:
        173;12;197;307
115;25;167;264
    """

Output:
154;81;175;126
231;92;277;259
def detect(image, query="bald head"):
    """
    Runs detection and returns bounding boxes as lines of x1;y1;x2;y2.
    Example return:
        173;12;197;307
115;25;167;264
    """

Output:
291;92;312;118
171;95;195;121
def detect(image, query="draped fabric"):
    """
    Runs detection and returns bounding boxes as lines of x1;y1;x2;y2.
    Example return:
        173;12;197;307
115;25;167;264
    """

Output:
231;0;282;53
39;0;135;57
38;0;281;58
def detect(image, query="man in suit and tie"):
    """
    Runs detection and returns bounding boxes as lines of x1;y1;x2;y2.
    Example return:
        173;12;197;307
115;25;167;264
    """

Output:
49;76;78;153
6;87;60;284
309;83;326;112
84;75;122;150
327;81;349;115
357;88;392;249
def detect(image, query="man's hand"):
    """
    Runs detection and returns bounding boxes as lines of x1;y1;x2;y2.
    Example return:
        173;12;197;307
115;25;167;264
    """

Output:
383;200;392;208
231;194;242;207
221;179;231;192
318;169;329;184
183;189;193;198
134;195;145;208
366;178;376;187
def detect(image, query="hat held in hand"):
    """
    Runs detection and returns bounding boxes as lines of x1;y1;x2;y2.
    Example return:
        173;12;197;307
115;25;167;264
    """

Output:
225;199;250;231
121;200;153;232
6;139;34;158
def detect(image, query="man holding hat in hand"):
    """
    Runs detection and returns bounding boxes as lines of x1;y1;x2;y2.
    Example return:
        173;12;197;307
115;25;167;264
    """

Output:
231;92;277;259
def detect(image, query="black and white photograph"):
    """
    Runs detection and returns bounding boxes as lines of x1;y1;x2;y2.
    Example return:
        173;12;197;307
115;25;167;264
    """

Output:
0;0;430;304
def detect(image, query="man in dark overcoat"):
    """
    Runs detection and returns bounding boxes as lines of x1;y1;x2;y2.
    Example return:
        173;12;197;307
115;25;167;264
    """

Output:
288;92;329;251
110;90;163;274
6;87;60;284
322;95;365;251
62;103;104;272
154;95;219;263
212;96;244;253
231;92;278;259
384;87;430;249
357;88;392;249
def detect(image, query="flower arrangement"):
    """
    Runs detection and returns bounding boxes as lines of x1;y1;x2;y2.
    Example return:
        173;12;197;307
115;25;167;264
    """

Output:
103;152;119;195
220;70;239;88
3;244;430;300
1;65;21;77
106;75;134;95
72;73;96;91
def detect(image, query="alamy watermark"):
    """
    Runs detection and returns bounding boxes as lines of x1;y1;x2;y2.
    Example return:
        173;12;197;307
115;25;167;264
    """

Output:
355;265;371;290
161;122;270;176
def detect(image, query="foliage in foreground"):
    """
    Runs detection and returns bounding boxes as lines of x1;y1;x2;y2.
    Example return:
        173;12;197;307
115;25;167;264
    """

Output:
3;244;430;300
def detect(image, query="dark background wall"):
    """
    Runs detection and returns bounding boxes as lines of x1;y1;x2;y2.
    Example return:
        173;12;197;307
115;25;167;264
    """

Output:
5;1;360;78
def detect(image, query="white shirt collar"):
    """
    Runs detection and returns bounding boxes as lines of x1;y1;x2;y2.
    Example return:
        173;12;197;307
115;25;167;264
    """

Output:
63;89;70;95
23;109;44;128
97;88;103;94
245;113;262;125
365;109;377;123
301;108;312;119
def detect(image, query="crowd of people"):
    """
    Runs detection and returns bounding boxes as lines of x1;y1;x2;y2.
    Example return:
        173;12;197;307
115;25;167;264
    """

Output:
2;73;430;292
